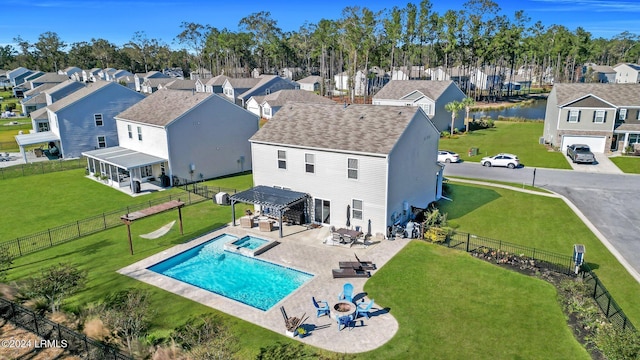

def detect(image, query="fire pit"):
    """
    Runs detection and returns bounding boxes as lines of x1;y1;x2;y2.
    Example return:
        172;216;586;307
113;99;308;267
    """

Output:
331;300;355;320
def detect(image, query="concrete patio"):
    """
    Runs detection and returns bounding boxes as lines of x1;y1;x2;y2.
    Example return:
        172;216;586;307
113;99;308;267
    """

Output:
118;222;412;353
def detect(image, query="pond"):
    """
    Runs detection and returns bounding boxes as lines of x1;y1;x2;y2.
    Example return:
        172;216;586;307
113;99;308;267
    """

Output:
470;98;547;121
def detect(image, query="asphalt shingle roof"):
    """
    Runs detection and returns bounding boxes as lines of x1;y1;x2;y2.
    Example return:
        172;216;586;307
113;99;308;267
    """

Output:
116;89;212;126
554;83;640;107
373;80;455;102
46;81;111;112
260;89;335;107
250;103;420;155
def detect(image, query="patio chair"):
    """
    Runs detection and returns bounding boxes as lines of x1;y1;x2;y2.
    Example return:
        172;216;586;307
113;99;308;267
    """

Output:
338;282;354;303
336;314;354;331
312;296;330;318
355;299;374;320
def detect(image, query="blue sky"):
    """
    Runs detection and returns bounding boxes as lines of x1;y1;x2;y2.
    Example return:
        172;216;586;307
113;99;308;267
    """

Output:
1;0;638;49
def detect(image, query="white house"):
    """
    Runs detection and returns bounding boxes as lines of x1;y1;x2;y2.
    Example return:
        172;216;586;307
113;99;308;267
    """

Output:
134;71;169;92
222;75;299;107
245;89;335;119
195;75;228;94
83;89;258;194
614;63;640;84
15;81;145;162
297;75;322;92
249;103;443;237
372;80;466;132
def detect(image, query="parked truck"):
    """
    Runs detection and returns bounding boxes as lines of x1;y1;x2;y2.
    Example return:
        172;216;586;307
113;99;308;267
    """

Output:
566;144;595;164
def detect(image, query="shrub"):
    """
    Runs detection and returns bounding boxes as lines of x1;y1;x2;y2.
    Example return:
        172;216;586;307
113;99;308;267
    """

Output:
592;323;640;360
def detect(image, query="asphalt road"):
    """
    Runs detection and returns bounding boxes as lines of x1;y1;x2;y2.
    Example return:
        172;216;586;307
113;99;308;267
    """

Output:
443;161;640;280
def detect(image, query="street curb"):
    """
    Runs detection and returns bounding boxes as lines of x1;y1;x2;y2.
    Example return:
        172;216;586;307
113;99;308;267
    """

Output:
448;178;640;284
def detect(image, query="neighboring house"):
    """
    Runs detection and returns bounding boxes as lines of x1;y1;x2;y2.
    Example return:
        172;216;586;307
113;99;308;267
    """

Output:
372;80;466;132
59;66;82;78
141;78;174;94
20;93;47;115
245;89;335;119
390;66;427;80
44;80;86;105
15;81;145;161
163;67;184;79
469;66;503;91
29;107;50;132
581;64;616;83
134;71;169;92
297;75;322;92
249;103;443;237
222;75;299;107
189;67;213;80
83;89;258;193
614;63;640;84
24;73;68;90
7;67;30;86
195;74;228;94
158;79;197;92
12;71;41;97
115;75;136;90
334;69;387;96
82;68;102;83
543;83;640;153
428;67;448;81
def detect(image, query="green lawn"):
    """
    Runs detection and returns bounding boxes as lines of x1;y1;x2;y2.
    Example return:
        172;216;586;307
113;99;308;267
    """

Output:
610;156;640;174
3;170;638;358
439;121;571;169
439;182;640;326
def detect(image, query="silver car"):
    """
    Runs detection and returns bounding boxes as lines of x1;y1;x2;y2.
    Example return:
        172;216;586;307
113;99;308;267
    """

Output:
438;150;460;163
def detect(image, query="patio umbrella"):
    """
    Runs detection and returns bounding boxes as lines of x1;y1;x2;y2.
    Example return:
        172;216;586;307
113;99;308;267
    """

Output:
367;219;372;236
346;204;351;228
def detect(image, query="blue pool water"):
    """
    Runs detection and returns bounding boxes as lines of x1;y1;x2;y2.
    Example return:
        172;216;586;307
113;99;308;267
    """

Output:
232;235;268;250
149;234;313;311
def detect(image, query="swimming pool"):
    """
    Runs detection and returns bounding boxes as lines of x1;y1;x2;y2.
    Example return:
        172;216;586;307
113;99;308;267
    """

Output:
232;235;268;250
148;233;313;311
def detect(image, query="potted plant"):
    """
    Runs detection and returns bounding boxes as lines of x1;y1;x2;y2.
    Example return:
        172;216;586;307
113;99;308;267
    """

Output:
295;326;307;338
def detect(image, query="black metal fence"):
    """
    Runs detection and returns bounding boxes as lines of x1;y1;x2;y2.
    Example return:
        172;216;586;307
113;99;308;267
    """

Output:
0;158;86;180
0;297;132;359
436;230;636;333
180;182;238;200
1;191;210;258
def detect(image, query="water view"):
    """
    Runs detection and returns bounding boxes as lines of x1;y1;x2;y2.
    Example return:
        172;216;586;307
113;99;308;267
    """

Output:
470;98;547;121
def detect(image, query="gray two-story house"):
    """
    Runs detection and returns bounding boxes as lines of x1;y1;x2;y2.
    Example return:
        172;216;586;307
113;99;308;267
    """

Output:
543;83;640;153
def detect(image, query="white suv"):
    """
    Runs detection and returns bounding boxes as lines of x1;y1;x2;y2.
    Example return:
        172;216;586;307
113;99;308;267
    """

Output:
481;153;520;168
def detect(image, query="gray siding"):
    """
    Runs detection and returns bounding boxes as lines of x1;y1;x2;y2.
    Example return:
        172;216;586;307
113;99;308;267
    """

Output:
433;84;466;131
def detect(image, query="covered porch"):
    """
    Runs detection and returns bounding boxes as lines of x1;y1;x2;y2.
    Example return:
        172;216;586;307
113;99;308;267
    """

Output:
82;146;169;195
14;131;62;162
230;185;312;238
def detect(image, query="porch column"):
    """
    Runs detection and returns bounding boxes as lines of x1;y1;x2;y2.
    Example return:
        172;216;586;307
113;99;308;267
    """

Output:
231;200;236;226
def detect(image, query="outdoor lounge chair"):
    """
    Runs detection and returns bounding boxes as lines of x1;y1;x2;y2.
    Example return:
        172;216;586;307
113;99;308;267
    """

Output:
339;253;376;270
338;282;354;302
355;253;375;268
336;314;354;331
333;268;371;279
355;299;374;319
312;296;330;318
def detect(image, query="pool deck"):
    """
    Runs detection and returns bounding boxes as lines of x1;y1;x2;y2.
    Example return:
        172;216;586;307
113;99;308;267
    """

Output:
118;223;412;354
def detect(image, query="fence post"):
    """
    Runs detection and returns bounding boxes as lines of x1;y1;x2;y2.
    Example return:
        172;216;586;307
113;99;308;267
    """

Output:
466;233;470;252
57;322;62;342
77;221;81;237
103;213;107;229
605;296;611;317
33;310;39;334
593;276;599;298
48;229;53;246
16;238;22;257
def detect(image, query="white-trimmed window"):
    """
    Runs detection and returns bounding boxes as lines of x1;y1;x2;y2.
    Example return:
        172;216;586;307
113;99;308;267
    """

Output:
305;153;315;173
97;136;106;148
141;165;153;177
419;103;431;114
619;108;627;120
637;111;640;120
94;113;103;126
278;150;287;169
568;110;580;123
347;158;358;179
127;124;132;139
594;110;606;123
137;126;142;141
224;87;233;96
263;107;272;116
352;199;363;220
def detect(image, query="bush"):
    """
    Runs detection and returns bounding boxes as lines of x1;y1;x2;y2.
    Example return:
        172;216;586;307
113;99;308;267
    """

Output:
593;323;640;360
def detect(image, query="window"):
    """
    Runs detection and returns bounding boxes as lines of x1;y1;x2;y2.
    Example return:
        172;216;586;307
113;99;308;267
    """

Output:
619;109;627;120
568;110;580;123
141;165;153;177
347;158;358;179
37;122;49;132
278;150;287;169
97;136;106;148
419;103;431;114
594;110;606;123
263;107;272;116
637;111;640;121
94;113;103;126
127;124;132;139
629;134;640;144
137;126;142;141
352;199;363;220
305;153;315;173
224;87;233;96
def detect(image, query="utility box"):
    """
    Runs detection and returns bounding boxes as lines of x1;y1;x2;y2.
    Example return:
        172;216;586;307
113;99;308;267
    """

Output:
573;244;585;274
215;192;229;205
469;147;479;156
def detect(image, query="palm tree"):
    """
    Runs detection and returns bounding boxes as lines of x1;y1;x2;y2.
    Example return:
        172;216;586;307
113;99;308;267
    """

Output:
461;97;476;132
445;100;463;137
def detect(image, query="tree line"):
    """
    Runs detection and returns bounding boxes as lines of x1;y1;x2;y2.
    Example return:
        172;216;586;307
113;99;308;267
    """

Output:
1;0;638;91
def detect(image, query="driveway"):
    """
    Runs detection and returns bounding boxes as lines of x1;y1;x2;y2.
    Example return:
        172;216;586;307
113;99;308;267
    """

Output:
565;152;623;174
443;161;640;283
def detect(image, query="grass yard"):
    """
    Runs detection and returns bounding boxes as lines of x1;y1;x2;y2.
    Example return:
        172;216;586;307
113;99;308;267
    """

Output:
610;155;640;174
0;119;31;152
439;121;571;169
439;182;640;326
360;242;589;360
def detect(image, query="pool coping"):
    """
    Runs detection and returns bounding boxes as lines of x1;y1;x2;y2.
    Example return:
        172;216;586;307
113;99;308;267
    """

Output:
118;224;409;353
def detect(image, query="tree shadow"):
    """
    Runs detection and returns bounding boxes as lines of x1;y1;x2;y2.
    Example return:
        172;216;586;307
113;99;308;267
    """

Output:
439;184;501;219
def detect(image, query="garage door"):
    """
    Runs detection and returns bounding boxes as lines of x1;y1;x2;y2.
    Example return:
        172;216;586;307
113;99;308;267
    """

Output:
561;135;606;153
